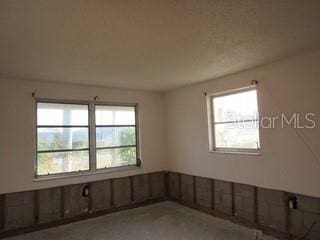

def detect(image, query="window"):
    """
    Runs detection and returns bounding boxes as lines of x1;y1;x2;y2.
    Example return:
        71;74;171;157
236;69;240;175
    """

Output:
95;106;138;169
208;87;260;153
36;101;139;178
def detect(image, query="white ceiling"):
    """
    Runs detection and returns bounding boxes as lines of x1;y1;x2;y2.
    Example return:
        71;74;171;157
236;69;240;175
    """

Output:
1;0;320;91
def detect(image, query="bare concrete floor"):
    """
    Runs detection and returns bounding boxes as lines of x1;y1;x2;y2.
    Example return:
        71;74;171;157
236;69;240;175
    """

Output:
4;201;278;240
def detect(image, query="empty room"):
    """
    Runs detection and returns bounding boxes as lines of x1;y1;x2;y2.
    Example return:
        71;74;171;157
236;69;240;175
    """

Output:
0;1;320;239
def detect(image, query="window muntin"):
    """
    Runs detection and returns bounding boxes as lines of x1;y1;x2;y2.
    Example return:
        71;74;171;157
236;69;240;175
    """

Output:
210;88;260;152
36;102;90;176
36;101;139;178
95;106;137;169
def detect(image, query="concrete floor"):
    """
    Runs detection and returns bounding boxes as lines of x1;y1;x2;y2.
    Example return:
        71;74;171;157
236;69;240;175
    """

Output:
4;201;278;240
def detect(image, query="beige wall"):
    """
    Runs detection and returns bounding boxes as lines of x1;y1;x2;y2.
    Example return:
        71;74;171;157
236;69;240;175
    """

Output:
0;79;167;194
1;50;320;198
165;50;320;198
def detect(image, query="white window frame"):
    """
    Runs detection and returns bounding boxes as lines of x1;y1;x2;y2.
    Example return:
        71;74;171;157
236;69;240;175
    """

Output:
207;86;261;155
34;99;141;180
94;103;140;171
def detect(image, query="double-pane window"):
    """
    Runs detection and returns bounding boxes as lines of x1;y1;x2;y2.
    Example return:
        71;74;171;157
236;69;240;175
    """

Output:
36;101;139;177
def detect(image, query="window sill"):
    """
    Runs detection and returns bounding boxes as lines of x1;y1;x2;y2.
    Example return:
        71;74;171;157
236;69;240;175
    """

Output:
34;165;140;181
209;150;261;156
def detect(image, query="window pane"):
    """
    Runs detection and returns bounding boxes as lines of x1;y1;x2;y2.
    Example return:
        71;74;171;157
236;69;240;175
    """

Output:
95;106;135;125
213;90;258;123
38;128;89;151
37;150;89;175
96;127;136;148
37;103;88;126
215;121;260;149
96;147;136;169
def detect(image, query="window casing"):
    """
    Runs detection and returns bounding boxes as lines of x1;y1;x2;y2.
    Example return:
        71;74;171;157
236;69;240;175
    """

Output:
35;100;140;178
207;87;261;154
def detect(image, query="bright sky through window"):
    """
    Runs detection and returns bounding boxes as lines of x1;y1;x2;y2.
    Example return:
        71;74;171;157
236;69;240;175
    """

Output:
37;103;88;126
210;88;260;152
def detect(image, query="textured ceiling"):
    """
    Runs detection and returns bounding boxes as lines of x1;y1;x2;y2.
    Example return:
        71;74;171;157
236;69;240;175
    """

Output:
1;0;320;91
